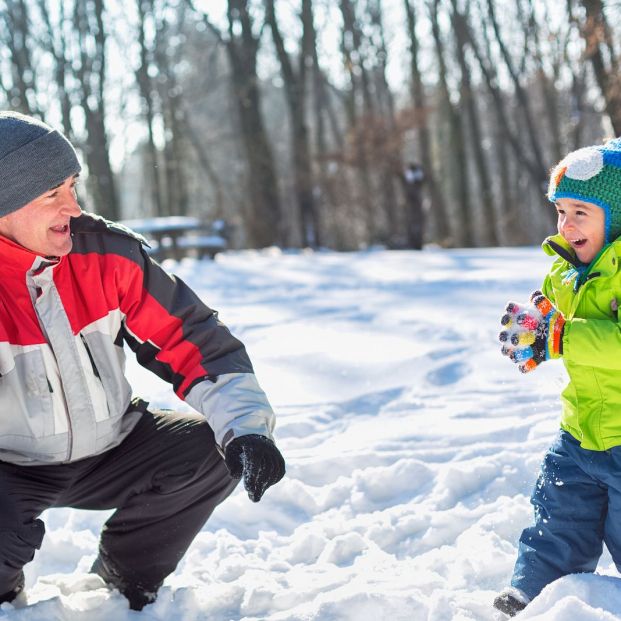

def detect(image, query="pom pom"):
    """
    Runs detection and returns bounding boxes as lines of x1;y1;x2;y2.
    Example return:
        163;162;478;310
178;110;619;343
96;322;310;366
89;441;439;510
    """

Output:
563;147;604;181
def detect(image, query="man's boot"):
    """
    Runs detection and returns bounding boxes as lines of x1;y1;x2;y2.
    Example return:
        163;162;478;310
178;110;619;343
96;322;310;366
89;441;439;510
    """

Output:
0;570;24;605
91;555;159;611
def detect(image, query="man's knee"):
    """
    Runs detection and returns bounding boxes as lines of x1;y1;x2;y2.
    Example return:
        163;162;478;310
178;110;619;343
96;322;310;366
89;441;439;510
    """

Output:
0;519;45;567
150;413;233;495
0;518;44;598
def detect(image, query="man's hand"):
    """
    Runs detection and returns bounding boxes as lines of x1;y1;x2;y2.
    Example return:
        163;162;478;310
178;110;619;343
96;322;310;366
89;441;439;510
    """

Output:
498;290;565;373
224;435;285;502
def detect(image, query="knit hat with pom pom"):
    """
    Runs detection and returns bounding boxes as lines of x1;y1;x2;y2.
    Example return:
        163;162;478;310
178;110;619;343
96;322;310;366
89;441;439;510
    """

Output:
548;138;621;242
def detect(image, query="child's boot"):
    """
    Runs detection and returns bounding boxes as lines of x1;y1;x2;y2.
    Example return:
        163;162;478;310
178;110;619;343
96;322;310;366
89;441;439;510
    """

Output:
493;587;529;617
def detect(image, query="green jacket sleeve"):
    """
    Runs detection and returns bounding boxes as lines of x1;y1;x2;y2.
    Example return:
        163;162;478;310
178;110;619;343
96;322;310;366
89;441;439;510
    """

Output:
543;262;621;369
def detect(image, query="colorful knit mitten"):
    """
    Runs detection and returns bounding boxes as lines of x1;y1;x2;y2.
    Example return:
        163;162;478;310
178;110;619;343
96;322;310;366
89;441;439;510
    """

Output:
499;291;565;373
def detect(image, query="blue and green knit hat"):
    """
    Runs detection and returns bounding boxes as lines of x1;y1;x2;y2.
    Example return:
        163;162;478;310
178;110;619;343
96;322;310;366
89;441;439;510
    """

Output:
548;137;621;243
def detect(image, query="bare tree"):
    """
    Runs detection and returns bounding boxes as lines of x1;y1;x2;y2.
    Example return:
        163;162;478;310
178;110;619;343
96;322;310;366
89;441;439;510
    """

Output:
306;8;356;249
36;0;73;137
4;0;615;249
72;0;119;219
526;0;564;163
367;0;405;246
187;0;282;248
135;0;163;217
427;0;475;246
339;0;378;242
0;0;40;115
460;0;556;233
404;0;451;244
265;0;319;247
451;1;498;246
485;0;548;180
151;5;191;217
575;0;621;135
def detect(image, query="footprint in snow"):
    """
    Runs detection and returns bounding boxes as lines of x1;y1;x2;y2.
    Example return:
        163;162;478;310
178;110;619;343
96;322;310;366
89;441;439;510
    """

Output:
426;361;470;386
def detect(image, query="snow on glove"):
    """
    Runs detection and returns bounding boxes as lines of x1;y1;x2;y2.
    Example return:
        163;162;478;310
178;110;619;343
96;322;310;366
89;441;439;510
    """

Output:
498;290;565;373
224;434;286;502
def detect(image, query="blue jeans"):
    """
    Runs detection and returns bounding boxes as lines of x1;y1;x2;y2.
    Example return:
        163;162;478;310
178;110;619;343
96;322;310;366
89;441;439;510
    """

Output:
512;430;621;599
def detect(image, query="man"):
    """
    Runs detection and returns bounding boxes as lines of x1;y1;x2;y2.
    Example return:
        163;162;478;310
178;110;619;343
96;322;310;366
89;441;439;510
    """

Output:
0;112;285;610
401;162;425;250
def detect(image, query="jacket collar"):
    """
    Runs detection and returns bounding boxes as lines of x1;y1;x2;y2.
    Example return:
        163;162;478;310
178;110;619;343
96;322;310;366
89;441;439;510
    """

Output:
0;235;62;274
542;233;619;278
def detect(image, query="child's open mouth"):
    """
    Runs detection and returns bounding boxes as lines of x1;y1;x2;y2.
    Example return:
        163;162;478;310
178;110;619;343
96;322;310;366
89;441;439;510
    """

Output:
571;238;587;248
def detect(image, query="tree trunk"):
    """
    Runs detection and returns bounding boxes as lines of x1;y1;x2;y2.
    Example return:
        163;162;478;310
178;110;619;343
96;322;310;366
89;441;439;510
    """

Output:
579;0;621;135
527;0;563;164
265;0;318;247
73;0;119;220
451;5;498;246
225;0;281;247
185;0;282;247
428;0;474;247
367;0;402;245
466;0;553;228
135;0;163;217
37;0;74;139
153;15;189;217
486;0;547;176
1;0;39;115
340;0;378;243
404;0;450;244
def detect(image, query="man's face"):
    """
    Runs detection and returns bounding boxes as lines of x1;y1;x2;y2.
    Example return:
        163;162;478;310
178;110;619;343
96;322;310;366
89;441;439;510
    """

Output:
556;197;606;264
0;175;81;257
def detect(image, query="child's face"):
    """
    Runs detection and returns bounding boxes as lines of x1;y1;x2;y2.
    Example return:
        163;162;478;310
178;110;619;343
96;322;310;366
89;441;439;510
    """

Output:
556;197;606;264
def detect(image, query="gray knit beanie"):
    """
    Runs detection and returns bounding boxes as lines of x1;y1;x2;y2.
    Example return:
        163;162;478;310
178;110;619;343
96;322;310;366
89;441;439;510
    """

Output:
0;111;81;217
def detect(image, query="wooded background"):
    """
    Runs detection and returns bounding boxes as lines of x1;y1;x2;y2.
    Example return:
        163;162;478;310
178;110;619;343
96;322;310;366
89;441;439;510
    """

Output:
0;0;618;250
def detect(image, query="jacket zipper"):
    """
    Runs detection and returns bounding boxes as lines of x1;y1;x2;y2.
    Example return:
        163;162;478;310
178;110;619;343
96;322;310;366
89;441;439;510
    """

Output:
80;333;101;379
69;333;102;464
45;374;74;462
569;274;599;319
62;374;74;462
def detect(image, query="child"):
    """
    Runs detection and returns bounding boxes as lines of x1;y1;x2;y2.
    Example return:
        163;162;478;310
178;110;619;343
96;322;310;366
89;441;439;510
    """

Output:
495;138;621;616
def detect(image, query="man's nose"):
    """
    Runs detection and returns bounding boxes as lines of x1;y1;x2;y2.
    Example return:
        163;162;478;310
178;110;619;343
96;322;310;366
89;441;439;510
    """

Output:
58;192;81;216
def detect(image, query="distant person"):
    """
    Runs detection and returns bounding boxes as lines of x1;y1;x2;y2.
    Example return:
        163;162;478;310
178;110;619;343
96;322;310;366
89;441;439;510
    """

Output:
495;138;621;616
401;162;425;250
0;112;285;610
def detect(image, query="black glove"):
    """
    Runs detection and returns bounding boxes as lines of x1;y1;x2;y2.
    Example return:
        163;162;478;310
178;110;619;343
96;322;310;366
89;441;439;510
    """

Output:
224;434;285;502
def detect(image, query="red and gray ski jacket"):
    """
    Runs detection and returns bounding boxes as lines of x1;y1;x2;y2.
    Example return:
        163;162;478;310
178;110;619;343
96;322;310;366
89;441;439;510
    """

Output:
0;212;275;465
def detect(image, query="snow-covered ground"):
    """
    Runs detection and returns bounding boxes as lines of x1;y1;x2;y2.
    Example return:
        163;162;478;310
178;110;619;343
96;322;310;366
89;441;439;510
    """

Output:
3;247;621;621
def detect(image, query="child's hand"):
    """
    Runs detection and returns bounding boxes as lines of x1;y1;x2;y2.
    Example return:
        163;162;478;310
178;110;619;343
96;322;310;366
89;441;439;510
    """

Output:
498;291;565;373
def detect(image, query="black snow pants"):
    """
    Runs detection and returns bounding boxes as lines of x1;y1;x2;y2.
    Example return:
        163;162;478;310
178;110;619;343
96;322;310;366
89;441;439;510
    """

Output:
0;407;238;601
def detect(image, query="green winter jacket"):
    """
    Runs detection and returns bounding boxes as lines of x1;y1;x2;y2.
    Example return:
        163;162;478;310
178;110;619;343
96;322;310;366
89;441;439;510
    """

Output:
542;234;621;450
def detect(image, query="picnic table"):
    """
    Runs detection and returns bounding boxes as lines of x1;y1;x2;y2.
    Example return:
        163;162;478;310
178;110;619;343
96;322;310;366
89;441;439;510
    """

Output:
119;216;227;261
